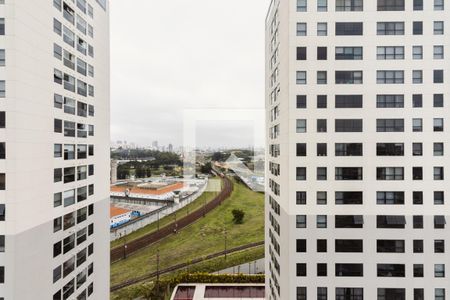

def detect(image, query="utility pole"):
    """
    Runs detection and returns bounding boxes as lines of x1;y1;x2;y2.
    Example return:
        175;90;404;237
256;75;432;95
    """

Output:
156;249;160;284
224;228;228;261
157;211;160;232
123;236;127;259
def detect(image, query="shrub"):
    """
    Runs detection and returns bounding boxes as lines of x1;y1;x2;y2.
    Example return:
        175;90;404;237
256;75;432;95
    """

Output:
232;209;245;224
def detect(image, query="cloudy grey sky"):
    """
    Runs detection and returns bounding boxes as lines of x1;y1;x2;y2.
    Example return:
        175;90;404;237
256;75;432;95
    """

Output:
110;0;268;148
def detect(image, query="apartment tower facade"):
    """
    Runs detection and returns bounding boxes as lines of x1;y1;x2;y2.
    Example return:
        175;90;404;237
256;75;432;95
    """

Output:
0;0;110;299
266;0;449;299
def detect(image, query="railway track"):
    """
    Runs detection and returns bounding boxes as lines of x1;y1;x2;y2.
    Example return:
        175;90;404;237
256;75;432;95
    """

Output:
110;241;264;292
110;176;233;263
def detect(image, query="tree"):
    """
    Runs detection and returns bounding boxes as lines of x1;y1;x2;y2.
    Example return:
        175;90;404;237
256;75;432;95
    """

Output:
200;162;212;174
231;209;245;224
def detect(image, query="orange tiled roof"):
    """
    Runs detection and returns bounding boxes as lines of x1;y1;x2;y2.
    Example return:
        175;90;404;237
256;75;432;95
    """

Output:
110;182;184;195
110;206;131;217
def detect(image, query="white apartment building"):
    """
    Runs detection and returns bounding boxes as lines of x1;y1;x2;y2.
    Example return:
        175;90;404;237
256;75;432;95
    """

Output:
0;0;110;299
265;0;449;299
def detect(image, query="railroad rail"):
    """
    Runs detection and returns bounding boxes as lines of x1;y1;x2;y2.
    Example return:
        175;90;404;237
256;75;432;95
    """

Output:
110;240;264;292
111;176;233;262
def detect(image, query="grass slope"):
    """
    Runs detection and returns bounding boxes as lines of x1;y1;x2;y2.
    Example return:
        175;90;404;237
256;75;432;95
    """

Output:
110;179;264;287
111;187;220;249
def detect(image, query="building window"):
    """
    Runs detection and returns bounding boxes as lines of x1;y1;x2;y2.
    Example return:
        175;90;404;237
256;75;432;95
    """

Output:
412;94;422;107
317;47;327;60
317;71;327;84
0;204;4;221
435;289;446;300
434;215;446;228
336;71;363;84
434;21;444;35
336;0;363;11
335;143;363;156
377;264;405;277
317;119;327;132
317;287;327;300
377;70;404;84
413;240;424;253
376;119;404;132
434;191;444;204
434;45;444;59
377;240;404;253
335;22;363;35
434;118;444;131
296;119;307;133
0;143;5;159
377;215;406;228
413;143;423;156
413;0;423;10
434;143;444;156
412;46;423;59
377;95;404;108
336;288;363;300
377;46;404;60
296;239;306;252
434;166;444;180
335;192;363;205
412;70;423;84
317;215;327;228
54;192;62;207
296;191;307;205
296;23;307;36
317;143;327;156
413;191;423;205
296;167;306;180
0;81;4;98
377;191;404;204
317;0;327;11
297;47;307;60
413;21;423;35
434;240;445;253
377;22;404;35
434;70;444;83
435;264;445;277
377;0;405;11
317;191;327;204
335;167;362;180
296;71;307;84
317;240;327;252
317;22;327;36
297;0;307;11
296;143;307;156
412;118;423;132
378;288;405;300
296;263;307;276
317;168;327;180
317;95;327;108
335;47;363;60
335;95;362;108
297;95;307;108
413;167;423;180
413;215;424;228
377;167;404;180
335;263;364;277
297;287;307;300
296;215;307;228
434;0;444;10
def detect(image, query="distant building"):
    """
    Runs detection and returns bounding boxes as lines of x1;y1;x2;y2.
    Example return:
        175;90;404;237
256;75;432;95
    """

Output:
168;143;174;152
171;284;265;300
110;206;132;228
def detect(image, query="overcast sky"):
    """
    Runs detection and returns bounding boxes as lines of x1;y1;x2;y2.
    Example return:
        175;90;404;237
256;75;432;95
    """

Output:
110;0;268;148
